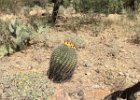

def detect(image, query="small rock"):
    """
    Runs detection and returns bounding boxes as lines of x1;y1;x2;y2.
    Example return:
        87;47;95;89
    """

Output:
77;90;84;97
16;61;23;65
118;72;124;76
83;60;92;67
85;72;91;76
95;69;100;73
1;92;10;99
49;89;71;100
69;89;84;100
132;80;139;84
28;66;32;70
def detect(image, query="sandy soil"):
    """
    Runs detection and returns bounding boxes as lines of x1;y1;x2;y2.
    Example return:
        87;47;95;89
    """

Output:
0;10;140;100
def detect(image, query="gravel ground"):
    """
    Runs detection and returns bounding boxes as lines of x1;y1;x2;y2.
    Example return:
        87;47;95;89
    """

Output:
0;13;140;100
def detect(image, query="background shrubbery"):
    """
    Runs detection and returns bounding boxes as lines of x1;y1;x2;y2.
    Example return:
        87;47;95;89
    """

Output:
0;0;139;14
72;0;139;14
0;0;139;57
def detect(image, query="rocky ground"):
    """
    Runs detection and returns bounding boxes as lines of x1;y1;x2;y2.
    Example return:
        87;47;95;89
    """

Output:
0;7;140;100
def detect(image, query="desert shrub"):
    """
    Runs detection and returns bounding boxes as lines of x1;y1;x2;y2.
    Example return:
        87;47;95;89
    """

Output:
107;0;124;14
29;15;48;32
69;33;87;48
91;22;105;37
73;0;120;13
132;33;140;44
0;72;54;99
72;0;94;13
123;0;140;11
72;0;139;14
127;22;140;45
0;0;16;13
23;0;48;8
0;0;48;14
62;0;71;8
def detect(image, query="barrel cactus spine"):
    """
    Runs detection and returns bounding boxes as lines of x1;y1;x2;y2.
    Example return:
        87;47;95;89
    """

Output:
47;40;77;83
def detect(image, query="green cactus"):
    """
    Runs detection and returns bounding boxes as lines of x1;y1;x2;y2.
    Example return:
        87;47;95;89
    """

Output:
9;18;34;51
47;40;77;83
0;19;17;58
0;18;34;58
0;16;48;58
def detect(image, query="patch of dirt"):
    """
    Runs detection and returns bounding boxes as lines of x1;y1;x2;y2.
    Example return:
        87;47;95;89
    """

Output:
0;13;140;100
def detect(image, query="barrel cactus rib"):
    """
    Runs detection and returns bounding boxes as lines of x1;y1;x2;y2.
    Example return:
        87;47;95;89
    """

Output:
48;47;62;79
55;47;70;75
52;48;67;78
61;48;77;73
54;50;71;82
47;40;77;83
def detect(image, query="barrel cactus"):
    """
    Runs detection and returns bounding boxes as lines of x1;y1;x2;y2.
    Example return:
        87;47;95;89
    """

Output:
47;40;77;83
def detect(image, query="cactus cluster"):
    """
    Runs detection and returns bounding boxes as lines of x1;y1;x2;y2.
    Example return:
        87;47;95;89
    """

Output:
47;40;77;83
9;18;33;51
0;19;16;57
0;18;34;58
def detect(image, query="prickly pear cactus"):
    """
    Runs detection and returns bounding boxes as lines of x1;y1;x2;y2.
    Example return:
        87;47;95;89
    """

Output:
0;18;35;58
47;40;77;83
0;16;48;58
0;19;16;58
9;18;33;50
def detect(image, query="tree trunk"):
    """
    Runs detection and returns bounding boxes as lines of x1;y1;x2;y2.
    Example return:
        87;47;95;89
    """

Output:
51;0;62;25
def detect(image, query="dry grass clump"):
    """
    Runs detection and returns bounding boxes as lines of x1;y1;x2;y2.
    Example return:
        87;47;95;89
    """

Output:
0;0;16;13
130;23;140;44
98;69;127;91
0;72;54;99
132;33;140;44
125;18;140;45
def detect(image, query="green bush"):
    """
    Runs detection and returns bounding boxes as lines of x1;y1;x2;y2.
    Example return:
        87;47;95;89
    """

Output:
62;0;71;8
133;33;140;44
107;0;124;13
0;0;16;13
72;0;139;14
72;0;94;13
23;0;47;8
131;23;140;44
0;0;48;14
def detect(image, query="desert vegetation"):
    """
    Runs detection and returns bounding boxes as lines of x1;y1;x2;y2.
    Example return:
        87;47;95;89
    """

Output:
0;0;140;100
